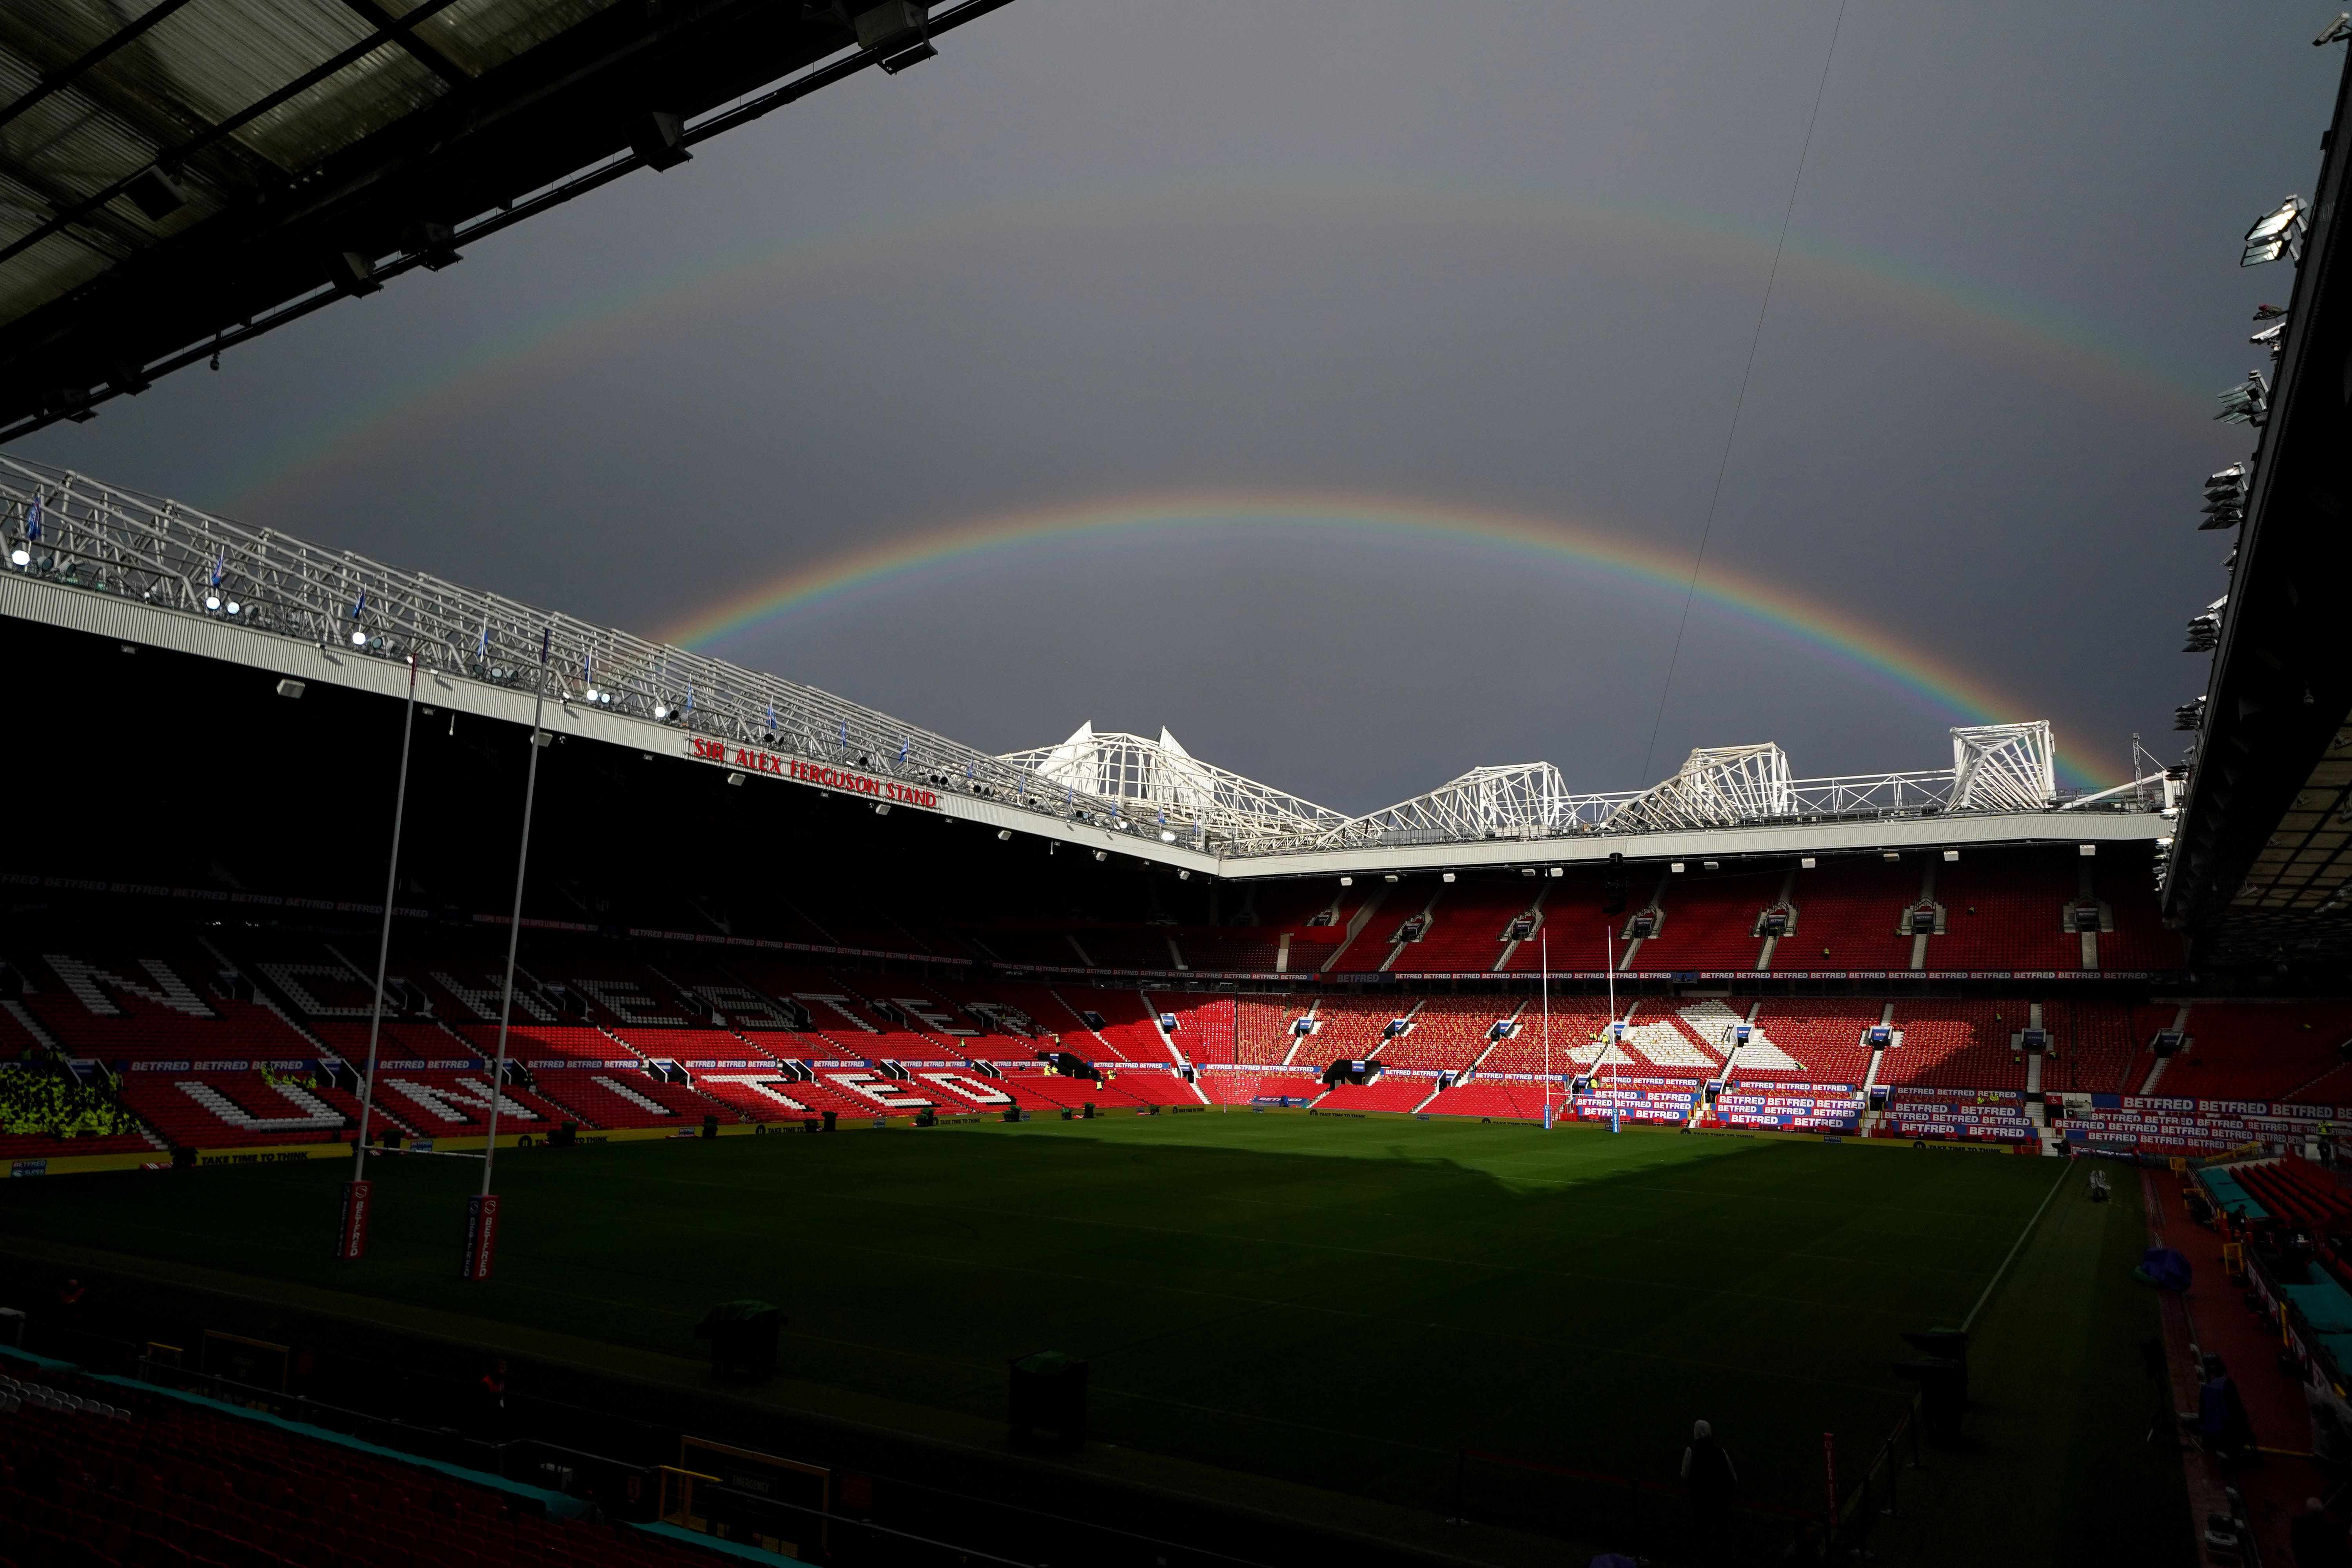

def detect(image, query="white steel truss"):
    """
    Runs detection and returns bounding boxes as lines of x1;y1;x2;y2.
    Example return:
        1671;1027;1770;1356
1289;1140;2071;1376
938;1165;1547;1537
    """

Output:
0;459;2151;860
998;724;1348;843
1612;744;1795;833
1948;722;2057;813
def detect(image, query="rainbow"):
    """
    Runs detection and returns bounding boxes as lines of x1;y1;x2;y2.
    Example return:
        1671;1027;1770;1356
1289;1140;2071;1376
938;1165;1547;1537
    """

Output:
653;490;2122;791
228;185;2216;511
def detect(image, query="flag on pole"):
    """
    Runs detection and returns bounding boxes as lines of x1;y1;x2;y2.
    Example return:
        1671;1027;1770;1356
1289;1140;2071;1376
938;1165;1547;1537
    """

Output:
24;497;41;542
475;622;490;661
538;624;551;664
209;550;225;587
897;739;910;766
765;702;778;734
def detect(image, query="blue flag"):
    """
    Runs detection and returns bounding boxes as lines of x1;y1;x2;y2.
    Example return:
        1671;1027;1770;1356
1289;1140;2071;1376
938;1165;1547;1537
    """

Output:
538;624;551;664
24;497;40;543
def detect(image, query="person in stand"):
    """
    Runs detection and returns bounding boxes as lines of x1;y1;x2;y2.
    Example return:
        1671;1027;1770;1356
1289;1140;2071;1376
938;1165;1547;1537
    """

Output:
1781;1518;1829;1564
1681;1419;1737;1557
2292;1496;2352;1568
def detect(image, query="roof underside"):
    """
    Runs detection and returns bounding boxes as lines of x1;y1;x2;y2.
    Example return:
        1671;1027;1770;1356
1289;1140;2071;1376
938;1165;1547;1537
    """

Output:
2162;45;2352;969
0;0;1009;436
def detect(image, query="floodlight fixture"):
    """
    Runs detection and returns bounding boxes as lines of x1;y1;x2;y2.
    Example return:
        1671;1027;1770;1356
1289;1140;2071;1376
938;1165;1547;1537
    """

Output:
204;593;221;610
225;601;240;615
2078;843;2096;857
1092;849;1107;861
1383;874;1398;883
1160;830;1177;843
2252;320;2286;352
1942;849;1959;862
2215;370;2270;425
1178;869;1191;880
1880;852;1899;863
7;547;25;566
1670;862;1685;873
1800;857;1816;869
1339;876;1354;886
1702;860;1720;870
2318;12;2352;45
1442;871;1457;883
726;772;745;786
276;679;305;699
350;630;368;646
1548;866;1563;877
653;704;668;719
874;802;890;815
997;829;1012;841
2242;196;2308;266
584;688;598;703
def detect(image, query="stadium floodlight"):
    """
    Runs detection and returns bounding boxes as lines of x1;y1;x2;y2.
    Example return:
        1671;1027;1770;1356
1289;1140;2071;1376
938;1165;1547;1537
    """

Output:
2078;844;2096;857
2215;370;2270;425
225;601;240;615
7;546;24;566
1800;857;1816;869
726;771;745;786
997;829;1012;841
652;703;668;719
1942;849;1959;862
350;630;368;646
874;802;890;815
1442;872;1457;883
205;593;220;610
1091;849;1107;861
1339;876;1353;886
2242;196;2308;266
584;688;598;703
1160;830;1177;843
2252;320;2286;354
2318;12;2352;46
1548;866;1563;877
1670;862;1685;873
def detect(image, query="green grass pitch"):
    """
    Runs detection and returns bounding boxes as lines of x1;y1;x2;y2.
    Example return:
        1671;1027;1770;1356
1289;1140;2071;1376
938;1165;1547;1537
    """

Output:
0;1113;2172;1557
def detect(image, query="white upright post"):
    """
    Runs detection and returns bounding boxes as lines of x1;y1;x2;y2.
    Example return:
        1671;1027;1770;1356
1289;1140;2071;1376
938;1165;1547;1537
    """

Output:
339;654;418;1260
466;628;552;1280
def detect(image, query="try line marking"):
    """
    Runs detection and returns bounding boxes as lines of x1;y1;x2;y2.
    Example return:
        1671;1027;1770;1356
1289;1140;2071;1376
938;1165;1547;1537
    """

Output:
1961;1162;2071;1333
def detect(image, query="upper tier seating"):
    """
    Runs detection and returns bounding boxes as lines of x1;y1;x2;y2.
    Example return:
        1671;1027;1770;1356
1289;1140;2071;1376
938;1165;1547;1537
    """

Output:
1626;869;1782;973
1765;857;1916;974
1924;850;2081;972
1395;881;1535;975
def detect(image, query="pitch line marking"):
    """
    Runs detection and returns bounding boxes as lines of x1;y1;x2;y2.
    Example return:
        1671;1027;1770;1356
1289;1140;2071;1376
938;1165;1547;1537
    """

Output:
1960;1162;2070;1333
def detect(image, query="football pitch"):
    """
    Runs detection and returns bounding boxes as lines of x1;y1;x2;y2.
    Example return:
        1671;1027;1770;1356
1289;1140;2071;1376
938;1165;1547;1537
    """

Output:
0;1113;2186;1562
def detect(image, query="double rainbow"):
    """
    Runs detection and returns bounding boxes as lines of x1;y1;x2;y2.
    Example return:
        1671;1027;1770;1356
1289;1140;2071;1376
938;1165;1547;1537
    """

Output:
653;489;2120;791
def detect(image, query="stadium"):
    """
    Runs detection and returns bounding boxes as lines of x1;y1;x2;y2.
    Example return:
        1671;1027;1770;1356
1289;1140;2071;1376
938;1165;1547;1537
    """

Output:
3;4;2351;1568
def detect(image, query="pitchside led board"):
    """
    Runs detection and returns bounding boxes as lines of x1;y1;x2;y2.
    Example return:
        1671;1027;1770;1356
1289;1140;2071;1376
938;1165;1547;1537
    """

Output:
664;1437;829;1559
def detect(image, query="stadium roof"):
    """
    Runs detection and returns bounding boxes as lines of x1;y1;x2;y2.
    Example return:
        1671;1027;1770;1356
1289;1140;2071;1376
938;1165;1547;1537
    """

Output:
2161;44;2352;967
0;456;2168;874
0;0;1013;440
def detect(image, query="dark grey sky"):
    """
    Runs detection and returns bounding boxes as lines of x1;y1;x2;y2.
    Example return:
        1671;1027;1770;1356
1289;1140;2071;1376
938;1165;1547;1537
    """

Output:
18;1;2334;812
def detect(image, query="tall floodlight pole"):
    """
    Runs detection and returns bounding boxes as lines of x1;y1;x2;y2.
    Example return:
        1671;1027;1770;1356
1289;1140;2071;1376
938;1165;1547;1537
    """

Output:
338;654;418;1261
465;627;552;1281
